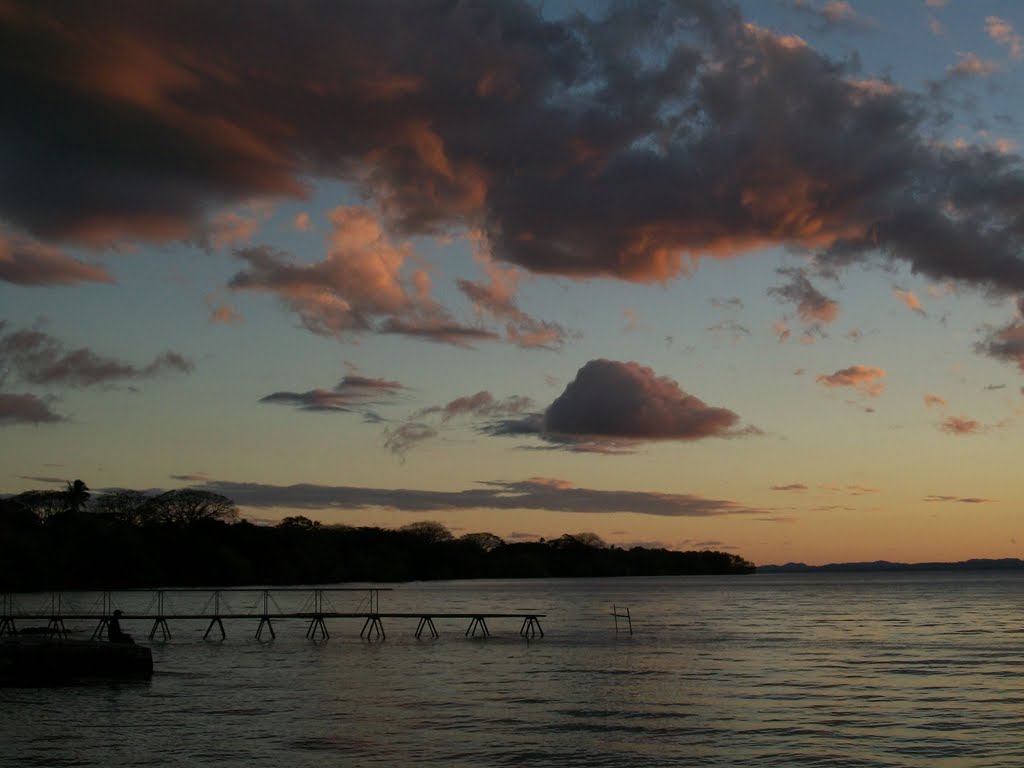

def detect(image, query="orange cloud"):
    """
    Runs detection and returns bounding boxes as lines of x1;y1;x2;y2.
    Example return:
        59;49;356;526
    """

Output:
986;16;1023;59
210;210;260;250
209;303;242;325
894;288;926;316
947;52;1001;78
456;254;569;349
923;393;947;408
0;231;114;286
816;365;886;397
938;416;983;435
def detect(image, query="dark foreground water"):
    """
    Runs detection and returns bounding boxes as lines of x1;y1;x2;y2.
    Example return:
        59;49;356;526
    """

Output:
4;572;1024;767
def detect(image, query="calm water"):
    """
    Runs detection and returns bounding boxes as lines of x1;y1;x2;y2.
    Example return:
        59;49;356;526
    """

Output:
4;572;1024;767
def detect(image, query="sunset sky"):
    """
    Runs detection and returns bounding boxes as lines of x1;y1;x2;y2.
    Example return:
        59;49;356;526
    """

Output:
3;0;1024;565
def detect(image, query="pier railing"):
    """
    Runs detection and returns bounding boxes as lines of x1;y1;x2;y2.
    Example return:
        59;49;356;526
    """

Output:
0;588;545;641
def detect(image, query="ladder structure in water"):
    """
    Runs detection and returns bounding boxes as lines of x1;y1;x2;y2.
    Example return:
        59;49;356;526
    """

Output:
611;604;633;635
0;587;546;642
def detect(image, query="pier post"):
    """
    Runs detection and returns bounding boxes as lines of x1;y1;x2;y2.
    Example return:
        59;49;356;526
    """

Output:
611;605;633;635
306;615;329;639
466;616;490;637
519;616;544;638
360;614;385;640
256;590;275;640
414;616;438;639
149;591;171;641
0;594;14;637
203;591;226;640
306;589;329;639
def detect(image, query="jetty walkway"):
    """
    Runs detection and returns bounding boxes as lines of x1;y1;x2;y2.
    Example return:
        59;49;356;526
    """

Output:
0;588;545;641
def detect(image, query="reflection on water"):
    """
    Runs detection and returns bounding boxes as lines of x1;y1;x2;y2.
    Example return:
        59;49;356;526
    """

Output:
4;573;1024;767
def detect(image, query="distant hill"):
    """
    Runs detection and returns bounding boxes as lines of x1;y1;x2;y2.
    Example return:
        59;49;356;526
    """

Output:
757;558;1024;573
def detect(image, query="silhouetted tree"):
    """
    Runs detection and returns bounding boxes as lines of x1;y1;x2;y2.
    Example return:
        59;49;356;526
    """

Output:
459;532;505;552
572;532;607;548
278;515;321;530
10;490;67;520
63;479;90;514
92;489;158;525
149;489;239;525
400;520;453;543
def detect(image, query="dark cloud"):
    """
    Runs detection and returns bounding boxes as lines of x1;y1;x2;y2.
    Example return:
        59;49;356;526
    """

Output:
709;297;744;310
260;374;405;414
169;473;209;482
419;391;534;423
378;390;535;459
923;495;995;503
488;359;750;452
975;321;1024;371
4;1;1024;298
771;483;808;491
193;477;766;518
0;326;193;388
383;422;438;459
0;231;114;286
768;267;840;326
17;475;66;484
0;392;65;425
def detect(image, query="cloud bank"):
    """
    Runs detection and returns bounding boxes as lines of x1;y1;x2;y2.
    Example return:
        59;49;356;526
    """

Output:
4;0;1024;300
195;477;765;518
0;325;193;388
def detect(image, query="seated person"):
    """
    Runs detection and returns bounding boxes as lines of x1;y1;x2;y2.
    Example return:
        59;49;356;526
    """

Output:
108;609;134;644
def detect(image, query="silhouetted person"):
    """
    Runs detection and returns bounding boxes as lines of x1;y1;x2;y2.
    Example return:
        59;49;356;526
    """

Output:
108;609;134;644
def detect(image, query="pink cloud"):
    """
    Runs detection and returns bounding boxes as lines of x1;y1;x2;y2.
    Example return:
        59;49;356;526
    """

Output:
456;256;568;349
894;288;926;316
947;52;1001;78
209;302;243;325
986;16;1023;59
292;212;313;232
209;210;261;249
938;415;983;435
923;393;947;408
230;206;497;347
0;231;114;286
816;365;886;397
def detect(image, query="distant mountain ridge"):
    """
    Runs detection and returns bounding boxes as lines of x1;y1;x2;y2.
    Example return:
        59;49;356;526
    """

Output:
758;558;1024;573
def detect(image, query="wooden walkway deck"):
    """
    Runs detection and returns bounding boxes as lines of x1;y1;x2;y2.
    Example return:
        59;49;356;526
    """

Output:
0;588;546;641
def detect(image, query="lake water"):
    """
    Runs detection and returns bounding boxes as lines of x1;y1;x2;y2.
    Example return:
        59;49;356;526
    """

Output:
4;572;1024;767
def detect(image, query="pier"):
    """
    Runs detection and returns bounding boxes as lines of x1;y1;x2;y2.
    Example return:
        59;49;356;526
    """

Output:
0;588;545;641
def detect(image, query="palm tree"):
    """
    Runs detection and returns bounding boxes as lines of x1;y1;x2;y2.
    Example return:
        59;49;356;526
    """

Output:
64;479;91;514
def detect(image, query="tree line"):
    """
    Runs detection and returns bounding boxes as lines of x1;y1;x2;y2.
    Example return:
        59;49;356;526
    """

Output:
0;481;755;591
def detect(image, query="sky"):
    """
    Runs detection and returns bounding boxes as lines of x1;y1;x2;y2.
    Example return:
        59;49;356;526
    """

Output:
3;0;1024;566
